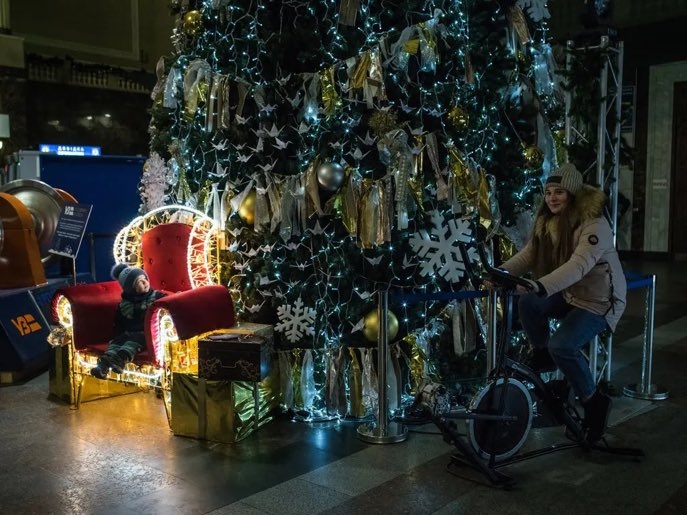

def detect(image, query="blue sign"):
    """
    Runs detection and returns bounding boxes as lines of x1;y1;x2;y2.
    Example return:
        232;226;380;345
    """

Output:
49;203;92;258
0;291;51;370
39;144;101;156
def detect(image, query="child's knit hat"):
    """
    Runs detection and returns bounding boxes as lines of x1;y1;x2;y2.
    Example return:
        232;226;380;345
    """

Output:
545;163;584;196
111;263;148;294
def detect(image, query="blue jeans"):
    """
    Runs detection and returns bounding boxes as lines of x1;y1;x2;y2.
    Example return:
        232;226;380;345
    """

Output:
517;292;609;400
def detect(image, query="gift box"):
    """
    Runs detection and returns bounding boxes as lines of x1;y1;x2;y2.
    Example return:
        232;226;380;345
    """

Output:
170;372;277;443
198;332;270;382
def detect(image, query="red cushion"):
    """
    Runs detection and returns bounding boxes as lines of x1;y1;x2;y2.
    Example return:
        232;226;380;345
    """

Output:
141;223;192;292
145;285;236;366
52;281;121;350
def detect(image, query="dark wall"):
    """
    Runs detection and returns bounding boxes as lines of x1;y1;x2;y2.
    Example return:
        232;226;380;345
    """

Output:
619;16;687;250
25;82;152;157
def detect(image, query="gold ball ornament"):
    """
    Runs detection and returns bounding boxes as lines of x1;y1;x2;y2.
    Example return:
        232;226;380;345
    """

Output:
448;105;469;131
238;190;256;225
523;145;544;168
182;10;203;37
363;310;399;343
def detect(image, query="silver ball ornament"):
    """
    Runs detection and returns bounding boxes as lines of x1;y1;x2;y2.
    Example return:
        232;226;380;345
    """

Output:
316;162;345;192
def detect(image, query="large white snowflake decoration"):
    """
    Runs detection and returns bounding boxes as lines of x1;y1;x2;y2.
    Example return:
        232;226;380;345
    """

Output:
275;297;317;343
409;210;476;283
516;0;550;22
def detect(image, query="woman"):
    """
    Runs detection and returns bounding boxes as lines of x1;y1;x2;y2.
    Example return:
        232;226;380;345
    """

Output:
498;162;626;443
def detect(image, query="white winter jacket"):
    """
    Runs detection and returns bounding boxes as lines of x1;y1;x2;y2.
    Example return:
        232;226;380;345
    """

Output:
500;186;626;331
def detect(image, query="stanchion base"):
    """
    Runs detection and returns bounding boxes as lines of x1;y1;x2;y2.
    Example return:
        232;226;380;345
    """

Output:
623;383;669;401
357;421;408;444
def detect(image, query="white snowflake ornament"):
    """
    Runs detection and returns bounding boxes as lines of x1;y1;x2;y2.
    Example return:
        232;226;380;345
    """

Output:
516;0;550;22
275;297;317;343
409;211;477;283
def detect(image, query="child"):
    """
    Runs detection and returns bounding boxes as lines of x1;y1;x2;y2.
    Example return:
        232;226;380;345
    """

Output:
90;263;167;379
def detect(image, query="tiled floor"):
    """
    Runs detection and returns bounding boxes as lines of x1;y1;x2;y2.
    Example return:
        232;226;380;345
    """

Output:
1;258;686;514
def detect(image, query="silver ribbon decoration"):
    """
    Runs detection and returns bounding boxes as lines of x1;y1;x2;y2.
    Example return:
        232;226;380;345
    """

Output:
302;73;320;122
163;65;183;109
266;174;283;233
425;132;448;201
253;174;270;231
206;74;222;132
279;174;306;242
300;349;316;411
342;170;362;236
418;18;438;73
365;46;386;108
378;129;413;230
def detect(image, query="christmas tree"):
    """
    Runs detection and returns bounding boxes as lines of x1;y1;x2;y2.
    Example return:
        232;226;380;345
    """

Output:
146;0;564;418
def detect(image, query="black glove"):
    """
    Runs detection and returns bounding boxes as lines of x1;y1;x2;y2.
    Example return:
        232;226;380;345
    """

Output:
522;278;546;296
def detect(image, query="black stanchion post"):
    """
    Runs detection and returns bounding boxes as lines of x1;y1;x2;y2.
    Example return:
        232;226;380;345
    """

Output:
487;289;497;374
357;289;408;444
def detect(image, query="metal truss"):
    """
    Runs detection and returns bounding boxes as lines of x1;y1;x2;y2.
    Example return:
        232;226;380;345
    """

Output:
564;34;624;385
564;34;624;240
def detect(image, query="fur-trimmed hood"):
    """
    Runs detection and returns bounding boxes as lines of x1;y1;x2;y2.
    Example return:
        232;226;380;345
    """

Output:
534;184;607;239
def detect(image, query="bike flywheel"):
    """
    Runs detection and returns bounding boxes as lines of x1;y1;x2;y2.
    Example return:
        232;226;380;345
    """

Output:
467;378;533;462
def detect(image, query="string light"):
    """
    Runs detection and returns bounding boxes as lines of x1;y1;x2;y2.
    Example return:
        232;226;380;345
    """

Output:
150;0;562;401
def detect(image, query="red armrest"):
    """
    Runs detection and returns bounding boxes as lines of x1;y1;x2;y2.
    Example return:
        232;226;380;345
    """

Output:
52;281;121;350
145;285;236;365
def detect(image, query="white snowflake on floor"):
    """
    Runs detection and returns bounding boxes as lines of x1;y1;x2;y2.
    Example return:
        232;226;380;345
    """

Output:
275;297;316;343
516;0;550;22
409;210;475;283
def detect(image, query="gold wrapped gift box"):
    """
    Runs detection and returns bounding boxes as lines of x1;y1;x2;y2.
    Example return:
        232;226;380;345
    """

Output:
170;372;278;443
170;322;279;443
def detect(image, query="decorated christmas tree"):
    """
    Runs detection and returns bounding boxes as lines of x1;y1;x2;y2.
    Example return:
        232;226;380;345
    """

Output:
146;0;564;418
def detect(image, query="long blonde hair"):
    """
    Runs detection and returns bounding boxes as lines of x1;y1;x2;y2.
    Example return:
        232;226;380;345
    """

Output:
531;196;581;279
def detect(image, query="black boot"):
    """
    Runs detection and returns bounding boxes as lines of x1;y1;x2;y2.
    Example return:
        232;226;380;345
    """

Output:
90;356;111;379
583;390;612;442
90;365;108;379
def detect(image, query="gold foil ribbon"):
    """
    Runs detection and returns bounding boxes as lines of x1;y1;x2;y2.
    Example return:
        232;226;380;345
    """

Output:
404;39;420;54
176;167;193;205
183;60;211;121
507;6;531;46
338;0;360;27
478;170;492;233
351;51;371;90
404;334;425;394
448;146;477;214
348;348;365;417
321;65;342;117
292;348;303;407
357;179;390;249
498;232;518;262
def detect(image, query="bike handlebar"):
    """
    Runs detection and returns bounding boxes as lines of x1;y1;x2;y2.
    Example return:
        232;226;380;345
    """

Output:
474;243;535;291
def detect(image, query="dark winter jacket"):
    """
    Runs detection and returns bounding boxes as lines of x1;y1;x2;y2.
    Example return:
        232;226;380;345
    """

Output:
500;185;626;331
111;289;167;347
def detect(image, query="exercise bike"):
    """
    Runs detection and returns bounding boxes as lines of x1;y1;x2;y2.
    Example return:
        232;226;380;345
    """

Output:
417;243;644;488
